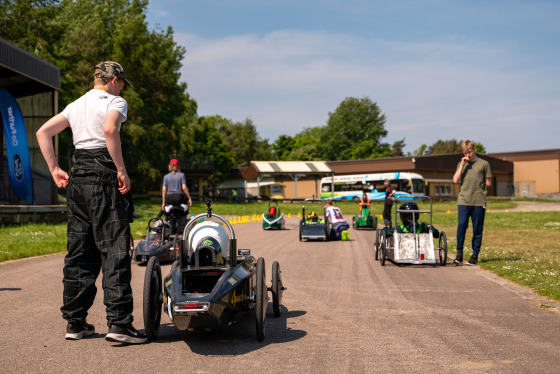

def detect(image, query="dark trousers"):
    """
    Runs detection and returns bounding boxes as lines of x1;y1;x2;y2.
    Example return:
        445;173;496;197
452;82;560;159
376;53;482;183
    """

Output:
330;221;350;240
62;149;133;326
166;193;188;235
456;205;486;258
383;204;393;227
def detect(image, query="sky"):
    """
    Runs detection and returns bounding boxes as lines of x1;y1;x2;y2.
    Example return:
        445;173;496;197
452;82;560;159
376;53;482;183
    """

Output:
145;0;560;154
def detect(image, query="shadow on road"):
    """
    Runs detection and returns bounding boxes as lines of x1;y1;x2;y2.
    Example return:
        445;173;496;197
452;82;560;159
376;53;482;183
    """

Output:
148;306;307;355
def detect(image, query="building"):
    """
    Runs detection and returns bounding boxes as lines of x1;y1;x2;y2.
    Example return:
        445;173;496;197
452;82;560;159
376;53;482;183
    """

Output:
489;149;560;199
1;38;64;223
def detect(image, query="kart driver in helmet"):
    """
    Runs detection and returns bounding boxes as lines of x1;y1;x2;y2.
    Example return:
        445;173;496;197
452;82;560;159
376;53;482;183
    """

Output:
383;201;439;238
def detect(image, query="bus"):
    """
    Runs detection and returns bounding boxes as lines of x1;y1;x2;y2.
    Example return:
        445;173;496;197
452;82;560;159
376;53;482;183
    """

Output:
320;172;426;201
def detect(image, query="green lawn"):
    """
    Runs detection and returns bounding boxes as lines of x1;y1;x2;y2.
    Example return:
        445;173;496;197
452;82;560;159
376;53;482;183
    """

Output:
1;199;559;301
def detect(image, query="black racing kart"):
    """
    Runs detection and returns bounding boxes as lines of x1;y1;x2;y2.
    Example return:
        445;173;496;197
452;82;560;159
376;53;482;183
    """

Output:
143;199;286;341
132;216;181;265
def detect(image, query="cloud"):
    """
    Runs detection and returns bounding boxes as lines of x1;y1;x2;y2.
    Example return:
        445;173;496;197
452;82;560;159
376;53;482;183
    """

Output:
175;29;560;153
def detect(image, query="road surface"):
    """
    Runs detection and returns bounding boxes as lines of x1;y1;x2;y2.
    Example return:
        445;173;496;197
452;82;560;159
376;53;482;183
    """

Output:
1;215;559;373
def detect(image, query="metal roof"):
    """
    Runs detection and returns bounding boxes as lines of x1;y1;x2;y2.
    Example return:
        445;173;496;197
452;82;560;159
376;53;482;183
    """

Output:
243;161;332;179
0;38;60;98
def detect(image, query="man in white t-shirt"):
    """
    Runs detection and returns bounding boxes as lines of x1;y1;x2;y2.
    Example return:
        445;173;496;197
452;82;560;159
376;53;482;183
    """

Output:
36;61;146;344
324;199;350;240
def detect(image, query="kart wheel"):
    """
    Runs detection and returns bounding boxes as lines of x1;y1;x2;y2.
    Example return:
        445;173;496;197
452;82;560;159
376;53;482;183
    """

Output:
352;216;356;230
271;261;283;317
379;232;386;266
374;230;380;260
143;256;162;340
439;231;448;266
299;220;303;242
255;257;267;341
172;235;180;262
129;234;135;258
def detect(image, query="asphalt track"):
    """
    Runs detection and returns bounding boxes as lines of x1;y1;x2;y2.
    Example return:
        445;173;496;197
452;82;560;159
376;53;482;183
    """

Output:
1;214;560;374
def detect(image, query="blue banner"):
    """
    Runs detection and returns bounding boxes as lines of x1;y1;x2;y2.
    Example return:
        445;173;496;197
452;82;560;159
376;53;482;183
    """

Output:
0;88;34;202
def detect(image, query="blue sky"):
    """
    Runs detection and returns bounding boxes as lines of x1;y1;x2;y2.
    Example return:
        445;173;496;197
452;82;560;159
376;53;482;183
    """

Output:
145;0;559;154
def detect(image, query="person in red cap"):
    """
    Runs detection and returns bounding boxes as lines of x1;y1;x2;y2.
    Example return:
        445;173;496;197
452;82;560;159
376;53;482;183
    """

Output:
162;158;192;235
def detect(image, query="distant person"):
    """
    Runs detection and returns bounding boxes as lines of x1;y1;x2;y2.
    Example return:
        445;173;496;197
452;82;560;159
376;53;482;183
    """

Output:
452;140;493;266
36;61;146;344
162;159;193;235
232;188;239;203
383;179;395;227
359;191;371;217
324;199;350;240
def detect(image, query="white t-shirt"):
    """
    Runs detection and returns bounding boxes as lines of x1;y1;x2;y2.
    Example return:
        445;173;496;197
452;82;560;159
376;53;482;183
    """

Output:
61;89;127;149
326;206;346;224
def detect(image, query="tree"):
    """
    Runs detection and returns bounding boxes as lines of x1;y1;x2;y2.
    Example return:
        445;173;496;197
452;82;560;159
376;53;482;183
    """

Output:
272;135;295;161
391;138;406;157
216;118;272;167
428;139;462;154
2;0;197;191
320;97;388;160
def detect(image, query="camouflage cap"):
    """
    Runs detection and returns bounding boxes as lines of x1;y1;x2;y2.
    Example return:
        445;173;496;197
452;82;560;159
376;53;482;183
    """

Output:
93;61;133;87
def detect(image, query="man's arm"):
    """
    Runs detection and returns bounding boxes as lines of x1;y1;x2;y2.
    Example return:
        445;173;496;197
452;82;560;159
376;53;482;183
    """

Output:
485;178;492;188
36;113;70;188
103;110;129;194
453;157;469;184
162;185;167;210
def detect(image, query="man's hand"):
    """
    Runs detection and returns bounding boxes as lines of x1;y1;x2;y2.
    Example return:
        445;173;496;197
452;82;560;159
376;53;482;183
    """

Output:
51;167;69;189
117;171;130;194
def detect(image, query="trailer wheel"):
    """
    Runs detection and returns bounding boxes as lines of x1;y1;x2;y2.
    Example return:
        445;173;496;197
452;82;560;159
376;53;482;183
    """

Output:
439;231;448;266
143;256;162;340
374;230;380;260
271;261;283;317
255;257;267;341
379;232;386;266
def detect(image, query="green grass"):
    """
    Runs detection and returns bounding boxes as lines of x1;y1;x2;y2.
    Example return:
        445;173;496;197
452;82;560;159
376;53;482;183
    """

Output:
1;200;559;301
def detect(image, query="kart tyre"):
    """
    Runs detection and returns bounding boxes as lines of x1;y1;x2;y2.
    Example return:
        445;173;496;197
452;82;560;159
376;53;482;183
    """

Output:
299;220;303;242
352;216;357;230
374;230;380;260
143;256;162;340
255;257;267;341
439;231;448;266
271;261;283;317
379;231;386;266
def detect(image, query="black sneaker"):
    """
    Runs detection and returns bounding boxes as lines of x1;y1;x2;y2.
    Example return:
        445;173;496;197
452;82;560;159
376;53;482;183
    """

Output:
466;256;478;266
105;324;148;344
453;255;463;266
65;321;96;340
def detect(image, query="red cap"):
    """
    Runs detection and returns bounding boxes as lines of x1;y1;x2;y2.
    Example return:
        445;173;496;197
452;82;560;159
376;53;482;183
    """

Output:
169;159;179;166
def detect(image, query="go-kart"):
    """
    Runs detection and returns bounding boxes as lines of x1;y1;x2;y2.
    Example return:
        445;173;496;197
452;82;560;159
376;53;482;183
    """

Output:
132;216;180;265
374;196;447;266
352;205;377;230
299;198;332;241
262;200;285;230
143;199;285;341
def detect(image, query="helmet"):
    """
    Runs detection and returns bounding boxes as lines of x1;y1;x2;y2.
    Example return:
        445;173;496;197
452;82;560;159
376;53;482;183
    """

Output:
399;201;419;223
188;221;229;260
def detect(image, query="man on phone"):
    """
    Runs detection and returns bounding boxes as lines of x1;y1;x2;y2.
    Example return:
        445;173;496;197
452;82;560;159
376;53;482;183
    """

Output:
452;140;493;266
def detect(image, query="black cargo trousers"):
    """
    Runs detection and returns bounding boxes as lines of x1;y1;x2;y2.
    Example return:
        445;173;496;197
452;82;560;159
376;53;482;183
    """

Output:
61;148;134;327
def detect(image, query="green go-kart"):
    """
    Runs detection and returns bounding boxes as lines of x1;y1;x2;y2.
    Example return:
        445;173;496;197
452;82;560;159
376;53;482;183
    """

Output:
262;200;285;230
352;207;377;230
